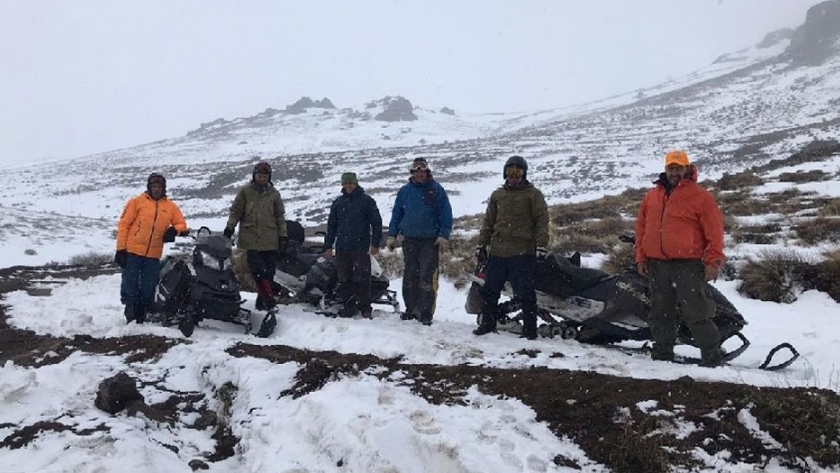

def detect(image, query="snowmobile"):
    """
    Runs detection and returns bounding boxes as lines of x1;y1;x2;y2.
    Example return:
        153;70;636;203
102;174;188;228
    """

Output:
273;220;400;317
465;244;799;371
148;227;276;338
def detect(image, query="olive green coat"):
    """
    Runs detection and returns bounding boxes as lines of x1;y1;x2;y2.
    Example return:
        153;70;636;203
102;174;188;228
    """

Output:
226;183;287;251
478;182;549;258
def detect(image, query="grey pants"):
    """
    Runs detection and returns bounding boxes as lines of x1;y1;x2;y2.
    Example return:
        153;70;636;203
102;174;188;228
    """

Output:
402;237;439;319
647;259;721;355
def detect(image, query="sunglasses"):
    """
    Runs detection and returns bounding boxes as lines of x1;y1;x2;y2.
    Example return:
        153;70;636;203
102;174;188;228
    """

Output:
505;167;524;179
410;161;428;173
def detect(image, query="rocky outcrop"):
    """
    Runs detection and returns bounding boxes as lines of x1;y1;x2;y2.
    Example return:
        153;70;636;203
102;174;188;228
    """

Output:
440;107;456;115
369;96;417;122
285;97;336;114
785;0;840;65
757;28;794;49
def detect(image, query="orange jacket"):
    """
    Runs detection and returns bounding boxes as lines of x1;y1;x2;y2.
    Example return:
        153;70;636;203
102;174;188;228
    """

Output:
635;166;725;266
116;192;188;260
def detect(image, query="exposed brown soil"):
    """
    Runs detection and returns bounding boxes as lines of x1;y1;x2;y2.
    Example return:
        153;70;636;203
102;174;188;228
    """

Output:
2;264;839;472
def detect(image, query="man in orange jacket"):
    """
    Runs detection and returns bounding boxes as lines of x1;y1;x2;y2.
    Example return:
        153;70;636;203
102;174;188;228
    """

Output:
635;150;725;366
116;173;188;324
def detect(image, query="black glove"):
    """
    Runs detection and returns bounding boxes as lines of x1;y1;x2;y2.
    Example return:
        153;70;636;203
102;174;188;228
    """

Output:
475;246;488;262
163;227;178;243
179;229;190;237
278;236;289;252
114;249;128;268
223;227;234;239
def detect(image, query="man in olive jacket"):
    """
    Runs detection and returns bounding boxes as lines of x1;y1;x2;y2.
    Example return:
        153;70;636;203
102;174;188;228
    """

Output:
473;155;549;340
224;162;288;311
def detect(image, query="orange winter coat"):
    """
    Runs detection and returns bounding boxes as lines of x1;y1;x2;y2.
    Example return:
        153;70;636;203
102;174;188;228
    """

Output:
116;192;188;259
635;166;725;267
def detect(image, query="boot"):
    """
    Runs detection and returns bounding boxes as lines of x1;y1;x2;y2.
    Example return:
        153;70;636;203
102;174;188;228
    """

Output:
124;304;135;324
419;313;433;326
260;279;277;310
650;343;675;362
700;346;724;367
400;311;417;321
520;311;537;340
134;304;147;324
473;308;497;336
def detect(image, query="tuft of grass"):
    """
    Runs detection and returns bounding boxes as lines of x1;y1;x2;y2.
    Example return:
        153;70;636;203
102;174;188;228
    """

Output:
232;249;256;292
777;170;829;183
796;218;840;245
718;171;764;190
815;250;840;303
818;199;840;217
67;252;113;266
601;241;637;274
737;250;816;303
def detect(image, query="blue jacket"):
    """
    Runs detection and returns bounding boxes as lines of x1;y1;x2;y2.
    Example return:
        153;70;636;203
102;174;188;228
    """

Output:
325;186;383;251
388;178;452;239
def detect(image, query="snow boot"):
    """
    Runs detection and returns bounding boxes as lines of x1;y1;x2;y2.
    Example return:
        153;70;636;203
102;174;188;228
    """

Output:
419;313;433;326
400;311;417;321
134;304;147;324
124;304;135;324
339;296;360;318
700;346;724;367
520;311;537;340
259;279;277;310
473;307;497;336
650;343;675;362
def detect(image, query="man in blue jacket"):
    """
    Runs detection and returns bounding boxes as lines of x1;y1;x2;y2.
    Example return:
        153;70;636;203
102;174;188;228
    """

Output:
325;172;383;318
387;158;453;325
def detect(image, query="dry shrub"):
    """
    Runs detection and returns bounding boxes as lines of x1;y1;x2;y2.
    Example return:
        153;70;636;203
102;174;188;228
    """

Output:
737;250;816;303
796;218;840;245
718;171;764;190
377;250;404;279
601;241;637;274
818;199;840;217
552;233;619;256
67;252;113;266
719;192;768;217
815;249;840;303
777;170;828;183
550;188;645;227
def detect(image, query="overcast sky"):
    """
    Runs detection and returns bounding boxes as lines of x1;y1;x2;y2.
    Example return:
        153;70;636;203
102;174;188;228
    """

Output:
0;0;823;166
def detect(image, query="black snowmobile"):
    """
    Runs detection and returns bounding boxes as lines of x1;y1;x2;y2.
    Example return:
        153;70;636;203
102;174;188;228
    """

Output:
465;244;799;371
149;227;276;338
273;220;400;317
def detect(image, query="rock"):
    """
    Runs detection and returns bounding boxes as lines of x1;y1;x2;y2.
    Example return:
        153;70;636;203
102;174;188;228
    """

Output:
94;372;144;414
786;1;840;65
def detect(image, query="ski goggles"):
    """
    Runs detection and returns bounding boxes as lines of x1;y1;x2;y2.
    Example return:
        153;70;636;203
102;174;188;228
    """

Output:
410;161;428;173
504;166;524;179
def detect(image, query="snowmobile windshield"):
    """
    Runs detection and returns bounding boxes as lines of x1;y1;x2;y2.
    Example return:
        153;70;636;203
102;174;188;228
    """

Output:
193;234;233;269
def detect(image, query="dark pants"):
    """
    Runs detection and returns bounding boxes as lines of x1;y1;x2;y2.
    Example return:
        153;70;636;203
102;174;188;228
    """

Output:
246;250;278;281
120;253;161;306
335;249;372;311
648;259;721;358
402;237;439;320
481;254;538;330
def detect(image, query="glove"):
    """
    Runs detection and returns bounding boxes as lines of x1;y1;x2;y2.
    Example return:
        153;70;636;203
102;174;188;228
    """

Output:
435;237;449;250
386;236;396;251
475;246;488;262
163;227;177;243
179;229;190;237
223;227;234;239
536;247;549;259
278;236;289;252
114;249;127;268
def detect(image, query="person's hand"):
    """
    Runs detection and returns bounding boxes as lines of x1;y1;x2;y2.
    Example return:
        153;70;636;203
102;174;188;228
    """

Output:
704;263;721;282
324;248;334;259
163;227;177;243
475;246;488;262
278;236;289;252
179;229;190;237
386;236;396;251
435;237;449;250
114;249;128;268
370;246;380;256
636;261;647;277
536;247;549;259
223;227;234;239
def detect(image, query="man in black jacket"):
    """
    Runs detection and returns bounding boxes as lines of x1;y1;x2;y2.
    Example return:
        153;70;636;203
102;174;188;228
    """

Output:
324;172;383;318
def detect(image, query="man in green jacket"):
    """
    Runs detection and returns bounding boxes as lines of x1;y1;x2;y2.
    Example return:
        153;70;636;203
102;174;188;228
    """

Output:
473;155;550;340
224;162;288;311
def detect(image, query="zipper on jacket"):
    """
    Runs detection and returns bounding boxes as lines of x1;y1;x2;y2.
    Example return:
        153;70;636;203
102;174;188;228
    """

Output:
658;191;669;258
145;200;160;257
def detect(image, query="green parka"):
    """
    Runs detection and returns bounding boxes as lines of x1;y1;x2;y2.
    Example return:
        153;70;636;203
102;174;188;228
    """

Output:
226;183;287;251
478;182;549;258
